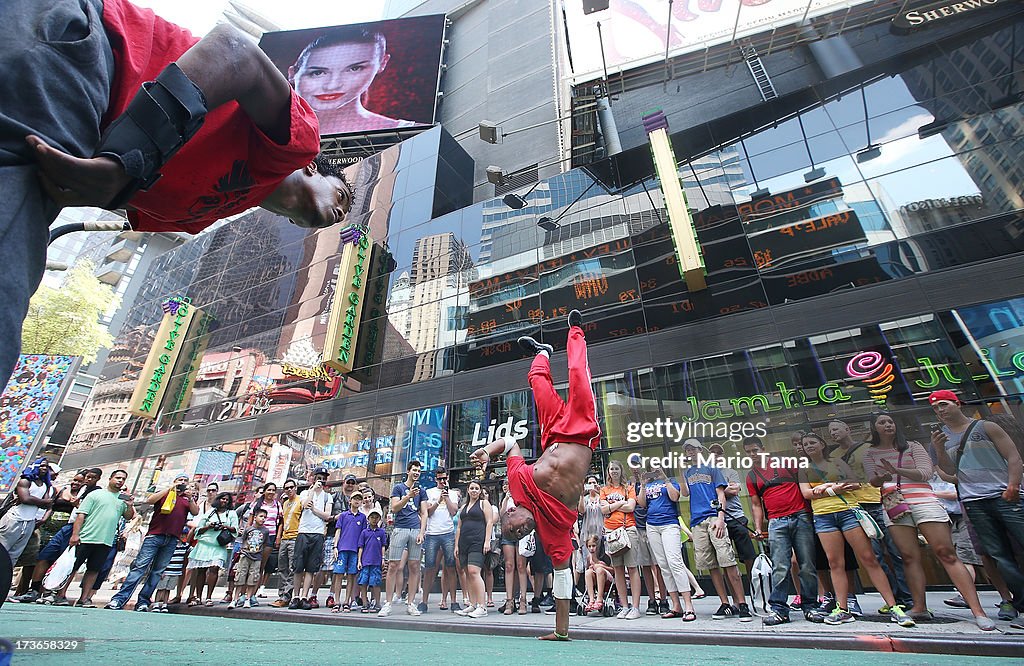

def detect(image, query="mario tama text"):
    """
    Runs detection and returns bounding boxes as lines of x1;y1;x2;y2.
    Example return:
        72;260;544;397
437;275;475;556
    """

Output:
626;418;767;444
627;451;809;471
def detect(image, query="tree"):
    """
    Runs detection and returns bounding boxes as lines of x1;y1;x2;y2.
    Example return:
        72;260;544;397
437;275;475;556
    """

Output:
20;260;120;364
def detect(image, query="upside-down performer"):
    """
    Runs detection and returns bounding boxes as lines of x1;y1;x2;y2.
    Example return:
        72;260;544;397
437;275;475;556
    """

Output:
471;309;600;641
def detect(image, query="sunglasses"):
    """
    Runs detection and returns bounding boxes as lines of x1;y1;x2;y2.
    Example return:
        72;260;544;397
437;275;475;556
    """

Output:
345;480;356;484
284;486;296;490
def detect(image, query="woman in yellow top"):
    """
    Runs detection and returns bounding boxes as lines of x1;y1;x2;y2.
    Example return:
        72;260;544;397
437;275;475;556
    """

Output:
797;432;915;627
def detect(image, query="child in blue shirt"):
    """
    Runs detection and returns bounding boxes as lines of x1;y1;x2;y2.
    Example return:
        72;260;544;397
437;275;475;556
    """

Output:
357;508;388;613
331;493;366;612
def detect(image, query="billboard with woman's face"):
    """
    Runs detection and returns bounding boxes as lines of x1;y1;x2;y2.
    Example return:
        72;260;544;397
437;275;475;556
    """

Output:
259;15;446;137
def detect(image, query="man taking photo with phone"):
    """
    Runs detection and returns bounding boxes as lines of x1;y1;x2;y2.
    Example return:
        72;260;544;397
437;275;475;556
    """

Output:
106;473;199;611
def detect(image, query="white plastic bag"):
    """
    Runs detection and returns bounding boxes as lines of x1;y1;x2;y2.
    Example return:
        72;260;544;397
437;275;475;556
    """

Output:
42;546;77;591
517;531;536;558
749;551;774;616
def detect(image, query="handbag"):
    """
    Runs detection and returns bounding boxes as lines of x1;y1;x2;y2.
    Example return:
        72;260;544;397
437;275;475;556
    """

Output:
881;451;911;521
518;531;536;558
604;525;631;555
216;528;235;547
837;494;883;540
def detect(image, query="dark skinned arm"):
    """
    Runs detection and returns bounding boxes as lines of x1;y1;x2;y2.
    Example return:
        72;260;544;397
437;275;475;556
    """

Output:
27;23;293;209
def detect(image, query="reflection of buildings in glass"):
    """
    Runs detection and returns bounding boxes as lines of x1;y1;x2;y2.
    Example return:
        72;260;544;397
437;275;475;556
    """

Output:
405;233;472;380
65;380;136;453
899;26;1024;217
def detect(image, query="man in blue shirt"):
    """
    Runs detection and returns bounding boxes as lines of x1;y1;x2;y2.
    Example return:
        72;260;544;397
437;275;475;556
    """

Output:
378;460;427;617
681;439;751;621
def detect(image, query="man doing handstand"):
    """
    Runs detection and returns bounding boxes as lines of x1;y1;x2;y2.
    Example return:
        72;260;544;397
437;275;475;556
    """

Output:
471;309;599;641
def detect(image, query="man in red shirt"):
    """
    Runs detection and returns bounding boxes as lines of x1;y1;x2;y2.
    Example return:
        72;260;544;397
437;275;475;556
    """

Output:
1;0;353;394
471;310;599;641
744;436;818;625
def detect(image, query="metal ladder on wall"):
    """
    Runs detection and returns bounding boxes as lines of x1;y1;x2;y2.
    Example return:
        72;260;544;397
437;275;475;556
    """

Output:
740;43;778;102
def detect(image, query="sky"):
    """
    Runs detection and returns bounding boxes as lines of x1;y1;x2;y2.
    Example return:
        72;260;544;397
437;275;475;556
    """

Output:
134;0;388;35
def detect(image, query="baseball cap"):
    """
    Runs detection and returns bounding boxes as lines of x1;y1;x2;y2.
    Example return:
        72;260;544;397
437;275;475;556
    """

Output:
928;390;960;405
49;463;62;475
344;474;357;482
368;507;383;519
313;466;329;476
707;443;725;454
683;438;704;450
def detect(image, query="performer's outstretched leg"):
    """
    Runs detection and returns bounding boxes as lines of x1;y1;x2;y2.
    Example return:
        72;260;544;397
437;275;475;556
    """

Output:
565;317;599;449
519;336;563;449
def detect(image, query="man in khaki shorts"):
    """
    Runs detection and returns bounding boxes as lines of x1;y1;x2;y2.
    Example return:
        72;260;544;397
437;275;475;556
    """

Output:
681;439;751;621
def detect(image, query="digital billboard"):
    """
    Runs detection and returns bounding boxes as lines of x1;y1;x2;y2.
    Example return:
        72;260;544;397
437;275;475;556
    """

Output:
563;0;876;80
259;14;446;137
1;355;79;495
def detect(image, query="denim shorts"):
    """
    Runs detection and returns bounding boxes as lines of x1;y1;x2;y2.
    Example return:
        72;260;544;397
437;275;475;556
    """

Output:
334;550;359;575
423;531;455;568
357;564;382;588
813;509;862;534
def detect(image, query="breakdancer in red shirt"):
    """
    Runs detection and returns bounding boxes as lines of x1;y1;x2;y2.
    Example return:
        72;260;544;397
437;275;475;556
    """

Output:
471;309;600;640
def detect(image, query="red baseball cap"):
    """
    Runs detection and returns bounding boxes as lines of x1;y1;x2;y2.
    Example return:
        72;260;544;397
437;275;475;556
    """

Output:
928;390;960;405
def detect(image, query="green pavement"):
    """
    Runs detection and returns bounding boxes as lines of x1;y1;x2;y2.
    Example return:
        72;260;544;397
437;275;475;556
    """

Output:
2;605;1020;665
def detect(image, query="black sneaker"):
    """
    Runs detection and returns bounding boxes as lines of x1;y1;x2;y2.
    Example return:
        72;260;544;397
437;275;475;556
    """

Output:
450;602;462;613
815;594;837;616
568;309;583;328
712;603;736;619
539;593;555;607
805;610;826;623
645;602;659;616
737;603;753;622
517;336;553;356
658;599;670;615
301;599;312;610
846;596;863;617
531;602;542;614
416;602;427;613
763;611;790;626
288;598;302;610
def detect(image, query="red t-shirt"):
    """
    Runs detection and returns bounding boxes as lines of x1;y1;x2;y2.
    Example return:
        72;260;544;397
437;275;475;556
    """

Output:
745;464;808;520
506;455;577;565
147;494;191;537
100;0;321;233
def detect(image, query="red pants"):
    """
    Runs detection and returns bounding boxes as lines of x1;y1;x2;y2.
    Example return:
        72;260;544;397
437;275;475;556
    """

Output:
528;325;601;451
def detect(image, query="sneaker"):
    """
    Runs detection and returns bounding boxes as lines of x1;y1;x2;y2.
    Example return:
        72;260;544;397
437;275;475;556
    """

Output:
454;605;470;616
624;606;642;620
250;597;259;607
616;604;631;619
325;595;336;609
407;604;422;616
288;598;302;610
815;594;837;616
450;602;463;613
301;599;312;611
37;593;58;605
846;597;863;617
645;601;658;616
889;605;916;627
878;604;892;616
763;611;790;626
469;605;488;618
135;603;150;612
350;602;363;612
658;599;670;615
416;602;428;613
737;603;753;622
13;590;40;603
804;610;825;624
53;596;71;607
271;599;289;608
517;336;553;356
243;598;252;609
539;593;555;607
234;596;247;609
943;595;970;609
790;595;802;610
568;309;583;328
824;608;856;625
976;615;996;631
105;600;125;611
308;597;319;610
998;601;1019;621
377;602;393;617
712;603;736;620
531;602;542;614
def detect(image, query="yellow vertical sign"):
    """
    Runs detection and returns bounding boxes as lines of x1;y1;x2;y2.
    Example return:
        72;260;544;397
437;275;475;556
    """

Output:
128;298;199;418
644;110;706;292
323;234;372;374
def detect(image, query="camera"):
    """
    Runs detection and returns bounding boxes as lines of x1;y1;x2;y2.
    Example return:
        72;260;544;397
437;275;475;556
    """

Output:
710;499;722;511
176;483;188;492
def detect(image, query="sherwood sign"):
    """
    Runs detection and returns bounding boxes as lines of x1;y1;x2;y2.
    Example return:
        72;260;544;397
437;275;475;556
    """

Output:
891;0;1012;33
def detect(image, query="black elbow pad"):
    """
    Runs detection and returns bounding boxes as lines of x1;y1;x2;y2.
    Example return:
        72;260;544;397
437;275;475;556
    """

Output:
95;63;208;209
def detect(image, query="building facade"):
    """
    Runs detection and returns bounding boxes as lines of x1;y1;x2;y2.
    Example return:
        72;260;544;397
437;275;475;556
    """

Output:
62;1;1024;555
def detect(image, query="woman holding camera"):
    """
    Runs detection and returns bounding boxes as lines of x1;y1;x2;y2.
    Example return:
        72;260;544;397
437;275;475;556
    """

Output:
637;466;697;621
186;491;238;606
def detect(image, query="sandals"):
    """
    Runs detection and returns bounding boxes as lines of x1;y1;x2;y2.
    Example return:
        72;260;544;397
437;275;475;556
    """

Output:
692;592;707;600
487;600;495;608
331;605;343;614
518;599;528;615
682;610;697;622
661;609;685;619
188;599;201;607
439;602;449;611
205;599;214;607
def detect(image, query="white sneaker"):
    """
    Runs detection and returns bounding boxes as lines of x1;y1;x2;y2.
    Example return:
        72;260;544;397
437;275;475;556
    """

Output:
616;605;631;619
377;602;393;617
233;596;246;609
454;605;470;616
406;604;422;616
624;606;642;620
469;605;488;618
243;598;252;609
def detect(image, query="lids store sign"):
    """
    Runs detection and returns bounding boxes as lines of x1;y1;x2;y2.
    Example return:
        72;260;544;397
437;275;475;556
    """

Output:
892;0;1011;33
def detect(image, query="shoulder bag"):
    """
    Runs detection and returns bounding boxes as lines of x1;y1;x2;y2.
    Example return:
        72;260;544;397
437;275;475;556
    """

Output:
213;511;235;547
603;493;633;556
881;450;911;521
